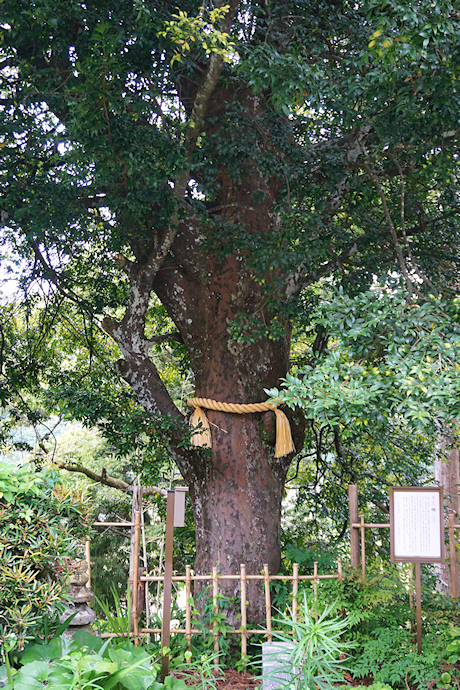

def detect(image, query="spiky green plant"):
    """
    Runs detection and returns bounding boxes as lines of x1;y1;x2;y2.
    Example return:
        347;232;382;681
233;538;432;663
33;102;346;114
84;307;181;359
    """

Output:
261;595;353;690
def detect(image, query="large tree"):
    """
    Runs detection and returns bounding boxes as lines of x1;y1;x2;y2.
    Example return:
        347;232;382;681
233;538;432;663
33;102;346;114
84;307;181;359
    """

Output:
1;0;459;620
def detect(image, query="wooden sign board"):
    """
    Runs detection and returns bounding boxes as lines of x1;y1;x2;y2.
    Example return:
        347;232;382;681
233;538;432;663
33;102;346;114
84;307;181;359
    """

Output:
173;486;188;527
390;487;444;563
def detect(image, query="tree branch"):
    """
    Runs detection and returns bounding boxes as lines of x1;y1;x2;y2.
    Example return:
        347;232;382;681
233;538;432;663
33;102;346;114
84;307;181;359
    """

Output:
54;459;167;497
146;332;184;346
363;159;415;293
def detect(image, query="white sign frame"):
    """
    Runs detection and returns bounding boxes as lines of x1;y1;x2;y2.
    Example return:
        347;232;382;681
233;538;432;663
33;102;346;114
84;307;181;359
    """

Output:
390;487;445;563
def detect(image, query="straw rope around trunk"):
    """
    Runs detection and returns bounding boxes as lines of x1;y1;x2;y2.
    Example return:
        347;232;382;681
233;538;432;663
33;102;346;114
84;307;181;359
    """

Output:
187;398;295;459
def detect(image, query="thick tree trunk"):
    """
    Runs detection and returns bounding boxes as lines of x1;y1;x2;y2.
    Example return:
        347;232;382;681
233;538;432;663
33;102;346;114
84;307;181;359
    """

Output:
114;92;303;624
434;442;460;596
188;412;289;623
152;205;301;622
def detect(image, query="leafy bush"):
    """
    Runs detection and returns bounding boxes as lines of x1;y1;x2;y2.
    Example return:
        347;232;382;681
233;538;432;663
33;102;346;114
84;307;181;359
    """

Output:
0;630;226;690
0;464;88;653
0;631;162;689
304;561;460;688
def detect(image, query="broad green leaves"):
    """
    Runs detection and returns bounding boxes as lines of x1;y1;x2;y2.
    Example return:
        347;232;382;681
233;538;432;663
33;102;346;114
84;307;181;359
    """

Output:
268;288;460;434
2;632;161;690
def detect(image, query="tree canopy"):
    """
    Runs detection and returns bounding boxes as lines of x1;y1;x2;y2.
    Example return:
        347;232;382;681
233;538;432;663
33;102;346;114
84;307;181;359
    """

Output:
1;0;459;620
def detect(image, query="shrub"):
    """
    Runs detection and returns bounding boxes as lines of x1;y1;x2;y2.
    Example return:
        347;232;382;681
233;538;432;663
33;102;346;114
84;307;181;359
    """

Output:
306;561;460;688
0;463;88;654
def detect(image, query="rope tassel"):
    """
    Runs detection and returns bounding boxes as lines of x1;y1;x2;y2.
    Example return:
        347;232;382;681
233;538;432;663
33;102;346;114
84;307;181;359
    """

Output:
189;405;212;449
187;397;295;458
273;407;295;459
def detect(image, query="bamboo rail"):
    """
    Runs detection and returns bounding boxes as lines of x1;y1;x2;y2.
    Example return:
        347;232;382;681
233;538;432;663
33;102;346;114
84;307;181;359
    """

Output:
121;560;343;661
349;514;459;598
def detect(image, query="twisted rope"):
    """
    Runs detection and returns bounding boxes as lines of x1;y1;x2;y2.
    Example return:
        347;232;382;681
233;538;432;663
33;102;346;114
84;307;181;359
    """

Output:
187;397;295;459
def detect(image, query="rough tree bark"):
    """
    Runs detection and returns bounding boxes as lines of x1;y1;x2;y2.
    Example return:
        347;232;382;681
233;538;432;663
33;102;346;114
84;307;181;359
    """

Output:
113;177;305;621
435;442;460;596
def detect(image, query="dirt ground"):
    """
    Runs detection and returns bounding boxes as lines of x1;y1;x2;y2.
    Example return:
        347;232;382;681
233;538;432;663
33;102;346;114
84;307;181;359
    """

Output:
171;661;460;689
172;668;261;688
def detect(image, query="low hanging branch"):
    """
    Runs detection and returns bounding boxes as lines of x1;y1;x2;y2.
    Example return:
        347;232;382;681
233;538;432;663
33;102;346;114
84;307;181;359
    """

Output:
54;460;168;498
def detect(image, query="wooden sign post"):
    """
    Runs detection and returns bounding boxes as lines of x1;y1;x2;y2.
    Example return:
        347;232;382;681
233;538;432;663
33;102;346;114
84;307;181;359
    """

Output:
389;487;445;653
160;487;188;682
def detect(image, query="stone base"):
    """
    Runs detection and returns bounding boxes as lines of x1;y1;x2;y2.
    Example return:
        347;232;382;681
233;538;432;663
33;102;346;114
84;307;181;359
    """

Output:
61;624;96;640
261;641;297;690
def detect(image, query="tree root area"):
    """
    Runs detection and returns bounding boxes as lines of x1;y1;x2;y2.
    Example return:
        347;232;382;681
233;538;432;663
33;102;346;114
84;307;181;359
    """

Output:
171;668;261;688
171;661;460;688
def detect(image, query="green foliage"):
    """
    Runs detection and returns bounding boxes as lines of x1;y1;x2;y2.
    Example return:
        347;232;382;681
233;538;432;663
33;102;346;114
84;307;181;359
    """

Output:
1;632;162;690
0;629;223;690
95;587;132;639
269;288;460;433
0;295;186;470
281;419;435;567
298;562;460;689
169;588;238;668
53;426;136;603
169;650;222;690
446;626;460;666
158;5;237;65
348;623;455;688
0;465;87;652
336;685;394;690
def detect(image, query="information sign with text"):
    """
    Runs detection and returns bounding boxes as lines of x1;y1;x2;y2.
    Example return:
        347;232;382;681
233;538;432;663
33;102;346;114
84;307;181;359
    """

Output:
390;487;444;563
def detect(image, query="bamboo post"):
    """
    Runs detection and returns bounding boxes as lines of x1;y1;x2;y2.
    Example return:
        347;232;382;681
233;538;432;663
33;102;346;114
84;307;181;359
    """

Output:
185;565;192;657
349;485;360;568
240;564;247;664
338;559;343;580
264;564;272;642
313;561;318;621
212;566;219;668
140;502;151;644
132;510;141;645
156;530;165;608
292;562;299;624
448;514;457;600
85;538;91;591
360;514;366;577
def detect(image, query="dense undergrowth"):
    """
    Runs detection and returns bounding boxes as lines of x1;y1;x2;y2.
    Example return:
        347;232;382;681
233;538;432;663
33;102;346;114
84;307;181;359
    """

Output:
1;564;459;689
1;465;459;689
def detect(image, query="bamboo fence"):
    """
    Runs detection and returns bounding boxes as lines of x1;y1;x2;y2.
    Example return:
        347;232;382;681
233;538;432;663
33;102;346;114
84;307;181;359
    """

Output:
136;558;343;658
89;487;459;661
92;517;343;660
